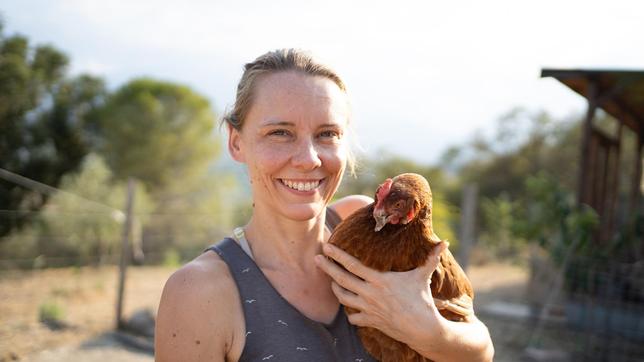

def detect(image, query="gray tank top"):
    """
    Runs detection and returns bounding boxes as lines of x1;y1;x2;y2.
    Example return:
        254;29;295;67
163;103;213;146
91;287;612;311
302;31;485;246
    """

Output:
205;209;376;362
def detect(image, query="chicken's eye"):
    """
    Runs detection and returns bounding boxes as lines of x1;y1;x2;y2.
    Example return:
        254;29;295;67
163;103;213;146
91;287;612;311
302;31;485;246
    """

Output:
394;200;405;209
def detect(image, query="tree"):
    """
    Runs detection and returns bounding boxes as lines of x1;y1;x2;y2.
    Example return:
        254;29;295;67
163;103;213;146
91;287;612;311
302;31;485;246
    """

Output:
95;78;233;257
0;22;106;237
95;78;218;193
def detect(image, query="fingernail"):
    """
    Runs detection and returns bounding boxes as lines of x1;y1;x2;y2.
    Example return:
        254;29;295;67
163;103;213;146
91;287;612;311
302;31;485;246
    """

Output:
323;244;332;253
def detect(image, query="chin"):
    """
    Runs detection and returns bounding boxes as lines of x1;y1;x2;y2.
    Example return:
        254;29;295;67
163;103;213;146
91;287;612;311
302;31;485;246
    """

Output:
280;202;326;221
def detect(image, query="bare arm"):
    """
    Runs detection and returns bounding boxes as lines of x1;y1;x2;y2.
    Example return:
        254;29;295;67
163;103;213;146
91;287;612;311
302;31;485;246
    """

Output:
155;256;239;362
407;313;494;362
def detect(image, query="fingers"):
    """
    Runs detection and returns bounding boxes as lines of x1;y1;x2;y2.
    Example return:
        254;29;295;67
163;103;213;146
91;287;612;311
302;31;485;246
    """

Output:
433;294;474;317
453;294;473;310
314;253;367;295
346;311;370;327
321;243;376;282
330;282;364;311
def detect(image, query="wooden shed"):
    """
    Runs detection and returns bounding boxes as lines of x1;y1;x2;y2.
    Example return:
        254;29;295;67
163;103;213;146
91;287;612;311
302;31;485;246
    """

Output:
541;69;643;246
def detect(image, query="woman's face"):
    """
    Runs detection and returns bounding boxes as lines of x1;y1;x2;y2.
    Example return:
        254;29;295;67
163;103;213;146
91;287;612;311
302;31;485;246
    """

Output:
228;71;350;221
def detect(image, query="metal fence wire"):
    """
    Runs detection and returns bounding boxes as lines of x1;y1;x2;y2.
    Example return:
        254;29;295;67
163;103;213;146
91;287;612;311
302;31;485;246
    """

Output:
562;257;644;361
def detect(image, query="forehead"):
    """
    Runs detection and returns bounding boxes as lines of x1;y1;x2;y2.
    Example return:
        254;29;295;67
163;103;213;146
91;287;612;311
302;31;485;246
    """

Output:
246;71;349;128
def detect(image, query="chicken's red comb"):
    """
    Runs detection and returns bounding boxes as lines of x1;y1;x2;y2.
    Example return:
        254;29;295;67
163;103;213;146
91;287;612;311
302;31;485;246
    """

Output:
375;178;393;208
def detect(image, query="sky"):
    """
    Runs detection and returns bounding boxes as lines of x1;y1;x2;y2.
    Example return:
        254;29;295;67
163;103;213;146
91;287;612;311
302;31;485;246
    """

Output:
2;0;643;165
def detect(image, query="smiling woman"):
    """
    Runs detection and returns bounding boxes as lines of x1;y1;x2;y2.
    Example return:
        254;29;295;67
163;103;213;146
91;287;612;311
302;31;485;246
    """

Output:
155;49;493;362
228;70;349;222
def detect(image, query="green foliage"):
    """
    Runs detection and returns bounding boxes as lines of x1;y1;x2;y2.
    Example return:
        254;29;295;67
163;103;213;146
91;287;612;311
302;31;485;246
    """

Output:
430;194;459;248
38;300;65;323
0;20;245;265
91;78;234;258
437;109;613;263
40;154;152;263
0;23;107;237
141;165;242;259
0;154;153;264
456;109;581;201
95;78;218;193
478;194;527;259
515;173;599;264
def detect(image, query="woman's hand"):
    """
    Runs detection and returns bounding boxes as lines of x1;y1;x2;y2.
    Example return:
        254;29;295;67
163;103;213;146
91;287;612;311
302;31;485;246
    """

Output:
314;242;493;362
314;242;448;343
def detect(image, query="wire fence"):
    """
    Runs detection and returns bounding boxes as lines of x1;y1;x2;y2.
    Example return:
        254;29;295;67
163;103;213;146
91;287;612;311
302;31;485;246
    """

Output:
561;256;644;361
492;255;644;362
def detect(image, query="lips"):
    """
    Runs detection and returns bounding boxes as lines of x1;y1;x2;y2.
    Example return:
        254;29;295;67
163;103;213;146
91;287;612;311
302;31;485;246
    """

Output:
279;178;323;192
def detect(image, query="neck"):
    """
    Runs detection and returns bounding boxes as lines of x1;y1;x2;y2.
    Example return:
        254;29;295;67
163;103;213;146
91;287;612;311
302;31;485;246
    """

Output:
242;204;329;273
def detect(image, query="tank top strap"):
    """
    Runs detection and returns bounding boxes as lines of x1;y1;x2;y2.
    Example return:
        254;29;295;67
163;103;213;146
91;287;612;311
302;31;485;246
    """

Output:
325;206;343;231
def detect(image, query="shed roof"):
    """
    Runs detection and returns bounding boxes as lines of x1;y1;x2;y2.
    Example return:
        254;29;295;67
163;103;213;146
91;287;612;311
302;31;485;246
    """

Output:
541;69;644;134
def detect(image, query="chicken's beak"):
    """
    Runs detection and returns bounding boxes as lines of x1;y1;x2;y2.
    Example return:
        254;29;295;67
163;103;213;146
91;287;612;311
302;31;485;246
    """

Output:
373;208;388;232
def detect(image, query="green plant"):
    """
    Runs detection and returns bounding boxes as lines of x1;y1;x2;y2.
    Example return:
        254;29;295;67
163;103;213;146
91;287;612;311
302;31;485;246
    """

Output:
38;301;65;323
515;172;599;266
479;194;528;260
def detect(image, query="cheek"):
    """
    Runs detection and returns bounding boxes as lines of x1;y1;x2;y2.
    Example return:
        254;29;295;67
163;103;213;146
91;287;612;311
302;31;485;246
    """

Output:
244;144;290;188
319;144;347;175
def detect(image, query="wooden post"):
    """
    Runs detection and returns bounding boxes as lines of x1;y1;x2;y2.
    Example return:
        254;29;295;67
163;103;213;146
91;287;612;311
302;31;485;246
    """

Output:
578;81;598;206
631;130;643;216
458;183;478;272
116;178;136;330
607;122;623;239
632;130;643;259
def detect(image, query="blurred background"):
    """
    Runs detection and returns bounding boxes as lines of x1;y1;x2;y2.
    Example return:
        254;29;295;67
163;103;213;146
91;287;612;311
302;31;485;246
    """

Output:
0;1;642;361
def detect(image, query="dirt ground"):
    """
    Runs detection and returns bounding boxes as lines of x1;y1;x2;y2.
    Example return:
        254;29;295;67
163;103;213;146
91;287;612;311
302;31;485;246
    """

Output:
0;263;530;362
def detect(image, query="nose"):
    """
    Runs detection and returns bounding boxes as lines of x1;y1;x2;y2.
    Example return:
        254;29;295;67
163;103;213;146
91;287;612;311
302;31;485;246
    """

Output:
291;138;322;170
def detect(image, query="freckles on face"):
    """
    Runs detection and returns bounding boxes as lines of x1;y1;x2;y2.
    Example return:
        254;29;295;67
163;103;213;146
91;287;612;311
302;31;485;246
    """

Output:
235;71;350;219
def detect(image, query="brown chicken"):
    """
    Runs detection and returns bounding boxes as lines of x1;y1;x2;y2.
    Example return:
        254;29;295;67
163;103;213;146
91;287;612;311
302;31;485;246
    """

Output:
328;173;474;362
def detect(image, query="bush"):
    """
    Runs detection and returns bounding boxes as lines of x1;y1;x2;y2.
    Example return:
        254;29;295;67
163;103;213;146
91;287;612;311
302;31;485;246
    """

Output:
38;301;65;324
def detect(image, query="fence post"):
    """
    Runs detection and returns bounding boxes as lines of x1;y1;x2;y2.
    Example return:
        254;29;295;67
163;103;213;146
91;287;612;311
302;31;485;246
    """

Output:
116;178;136;330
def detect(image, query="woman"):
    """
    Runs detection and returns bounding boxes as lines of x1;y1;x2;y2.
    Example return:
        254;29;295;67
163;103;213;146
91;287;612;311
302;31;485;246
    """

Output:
155;49;494;362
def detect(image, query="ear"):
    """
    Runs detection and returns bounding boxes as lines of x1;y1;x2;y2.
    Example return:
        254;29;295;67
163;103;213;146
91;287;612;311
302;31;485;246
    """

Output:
227;124;245;163
418;202;431;222
403;198;416;224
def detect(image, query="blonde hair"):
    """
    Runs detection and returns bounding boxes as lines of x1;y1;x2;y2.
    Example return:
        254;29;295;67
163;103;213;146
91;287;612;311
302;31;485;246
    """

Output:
223;48;355;174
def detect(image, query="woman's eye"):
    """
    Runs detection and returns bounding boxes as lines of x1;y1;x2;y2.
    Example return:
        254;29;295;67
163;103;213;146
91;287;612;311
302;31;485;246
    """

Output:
319;130;341;139
268;129;291;137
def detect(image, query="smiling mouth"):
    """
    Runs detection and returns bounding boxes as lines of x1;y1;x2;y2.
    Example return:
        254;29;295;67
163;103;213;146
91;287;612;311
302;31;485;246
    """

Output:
279;178;323;192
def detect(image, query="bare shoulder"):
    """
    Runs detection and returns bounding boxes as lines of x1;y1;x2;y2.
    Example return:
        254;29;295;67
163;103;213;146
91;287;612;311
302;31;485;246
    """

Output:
329;194;374;220
155;250;244;362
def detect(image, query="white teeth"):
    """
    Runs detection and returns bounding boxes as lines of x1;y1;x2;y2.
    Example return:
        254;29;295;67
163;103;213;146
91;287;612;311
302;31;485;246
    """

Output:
281;179;321;191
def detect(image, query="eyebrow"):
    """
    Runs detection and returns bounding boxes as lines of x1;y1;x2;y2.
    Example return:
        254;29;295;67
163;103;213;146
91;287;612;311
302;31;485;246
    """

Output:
260;120;294;127
259;120;342;128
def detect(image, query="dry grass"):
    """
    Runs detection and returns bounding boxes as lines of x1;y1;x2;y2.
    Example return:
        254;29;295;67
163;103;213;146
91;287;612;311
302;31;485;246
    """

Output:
0;262;530;361
0;266;174;361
